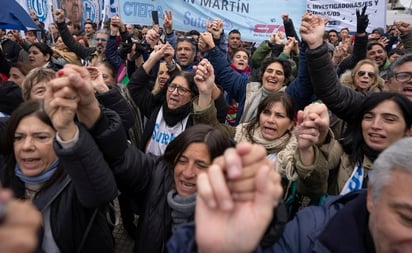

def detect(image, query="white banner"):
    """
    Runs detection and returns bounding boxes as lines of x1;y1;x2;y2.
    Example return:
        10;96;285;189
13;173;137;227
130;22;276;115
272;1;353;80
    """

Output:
13;0;387;42
118;0;306;43
306;0;386;33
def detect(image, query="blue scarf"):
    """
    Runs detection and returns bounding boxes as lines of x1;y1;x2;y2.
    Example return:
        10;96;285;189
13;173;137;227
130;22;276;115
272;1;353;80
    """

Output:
15;160;59;184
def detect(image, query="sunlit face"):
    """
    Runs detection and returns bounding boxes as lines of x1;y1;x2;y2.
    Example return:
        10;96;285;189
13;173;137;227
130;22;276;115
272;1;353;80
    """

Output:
231;51;249;71
361;100;411;151
61;0;82;25
95;64;115;86
367;45;387;67
28;46;49;68
259;102;293;140
354;63;377;92
387;61;412;101
14;115;57;177
367;169;412;253
262;62;286;92
176;41;196;67
30;81;48;100
8;67;26;87
228;33;241;49
166;76;192;110
174;143;211;197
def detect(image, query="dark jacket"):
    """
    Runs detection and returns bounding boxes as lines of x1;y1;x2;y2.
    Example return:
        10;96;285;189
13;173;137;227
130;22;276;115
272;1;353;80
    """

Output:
127;67;228;151
113;144;288;253
56;21;102;65
0;113;121;253
96;85;135;133
307;42;368;122
167;190;374;253
336;34;368;77
111;144;174;253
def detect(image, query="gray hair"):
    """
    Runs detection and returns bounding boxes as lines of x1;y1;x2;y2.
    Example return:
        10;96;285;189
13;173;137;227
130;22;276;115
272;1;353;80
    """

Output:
369;137;412;201
387;53;412;79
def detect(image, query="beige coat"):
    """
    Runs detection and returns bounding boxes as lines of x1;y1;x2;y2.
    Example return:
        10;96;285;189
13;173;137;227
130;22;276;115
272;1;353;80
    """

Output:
294;131;373;197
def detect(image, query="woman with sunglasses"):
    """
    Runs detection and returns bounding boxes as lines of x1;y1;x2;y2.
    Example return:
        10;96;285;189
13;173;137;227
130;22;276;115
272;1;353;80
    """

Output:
340;59;384;92
127;43;228;156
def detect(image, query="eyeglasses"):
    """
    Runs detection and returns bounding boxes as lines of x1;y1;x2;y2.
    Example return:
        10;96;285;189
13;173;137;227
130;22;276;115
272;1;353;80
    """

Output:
393;72;412;82
167;83;191;95
357;71;376;78
96;38;107;42
177;36;197;46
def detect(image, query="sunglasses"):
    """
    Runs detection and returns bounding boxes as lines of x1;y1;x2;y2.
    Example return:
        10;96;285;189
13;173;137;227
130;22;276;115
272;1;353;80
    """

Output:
357;71;376;78
177;36;197;46
167;83;191;96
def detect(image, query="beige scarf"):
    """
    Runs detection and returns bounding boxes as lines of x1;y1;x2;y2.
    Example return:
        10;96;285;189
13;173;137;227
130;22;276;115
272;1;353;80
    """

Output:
235;124;298;181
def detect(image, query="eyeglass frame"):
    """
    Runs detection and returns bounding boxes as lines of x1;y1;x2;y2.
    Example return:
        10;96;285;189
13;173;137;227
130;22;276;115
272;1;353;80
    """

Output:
393;72;412;82
356;70;376;78
167;83;191;96
177;36;197;46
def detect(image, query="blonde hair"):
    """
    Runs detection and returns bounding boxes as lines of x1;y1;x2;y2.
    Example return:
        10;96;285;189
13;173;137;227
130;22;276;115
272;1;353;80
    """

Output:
151;62;181;95
22;67;56;101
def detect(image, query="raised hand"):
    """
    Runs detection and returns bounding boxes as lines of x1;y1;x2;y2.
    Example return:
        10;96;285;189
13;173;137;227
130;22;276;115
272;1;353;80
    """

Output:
196;142;283;253
86;66;109;94
295;110;321;151
193;59;215;108
283;36;298;55
43;72;79;141
209;18;223;39
163;10;173;34
299;12;325;49
145;28;160;47
394;21;411;36
110;15;124;35
53;9;65;23
301;102;329;139
47;64;100;129
356;5;369;34
0;189;42;253
199;31;215;50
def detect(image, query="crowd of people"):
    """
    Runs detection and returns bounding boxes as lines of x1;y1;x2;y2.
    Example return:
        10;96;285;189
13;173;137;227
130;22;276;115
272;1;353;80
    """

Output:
0;4;412;253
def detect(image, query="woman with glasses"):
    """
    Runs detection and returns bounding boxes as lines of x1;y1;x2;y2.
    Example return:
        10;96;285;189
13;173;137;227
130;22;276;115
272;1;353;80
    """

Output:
340;59;384;92
127;43;227;156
